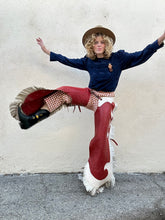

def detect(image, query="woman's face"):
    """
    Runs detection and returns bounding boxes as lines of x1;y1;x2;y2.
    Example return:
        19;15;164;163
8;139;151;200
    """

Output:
93;36;105;58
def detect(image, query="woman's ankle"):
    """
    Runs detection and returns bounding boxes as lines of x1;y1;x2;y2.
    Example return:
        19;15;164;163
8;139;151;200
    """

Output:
41;103;50;112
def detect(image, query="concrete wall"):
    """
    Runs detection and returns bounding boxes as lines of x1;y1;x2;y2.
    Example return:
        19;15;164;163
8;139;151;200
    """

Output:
1;0;165;174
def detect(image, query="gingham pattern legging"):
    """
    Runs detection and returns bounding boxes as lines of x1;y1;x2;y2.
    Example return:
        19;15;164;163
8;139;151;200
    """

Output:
44;89;115;113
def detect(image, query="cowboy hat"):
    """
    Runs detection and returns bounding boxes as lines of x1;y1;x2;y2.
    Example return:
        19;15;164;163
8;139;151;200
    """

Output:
82;25;116;46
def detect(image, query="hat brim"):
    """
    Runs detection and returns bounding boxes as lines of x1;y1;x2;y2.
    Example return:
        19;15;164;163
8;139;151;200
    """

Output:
82;26;116;46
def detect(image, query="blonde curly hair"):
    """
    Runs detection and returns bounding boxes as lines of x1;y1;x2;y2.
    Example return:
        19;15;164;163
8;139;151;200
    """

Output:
84;33;113;60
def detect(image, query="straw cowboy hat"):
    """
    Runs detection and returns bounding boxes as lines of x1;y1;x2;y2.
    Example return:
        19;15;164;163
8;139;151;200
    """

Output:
82;25;116;46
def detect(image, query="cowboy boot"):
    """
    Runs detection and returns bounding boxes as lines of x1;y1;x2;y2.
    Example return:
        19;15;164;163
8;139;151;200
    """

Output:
18;106;50;129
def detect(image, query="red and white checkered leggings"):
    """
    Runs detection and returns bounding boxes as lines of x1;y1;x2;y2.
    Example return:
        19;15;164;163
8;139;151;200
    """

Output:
44;89;114;112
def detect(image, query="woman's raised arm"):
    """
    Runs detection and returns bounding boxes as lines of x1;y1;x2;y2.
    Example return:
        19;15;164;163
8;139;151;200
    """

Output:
36;37;50;55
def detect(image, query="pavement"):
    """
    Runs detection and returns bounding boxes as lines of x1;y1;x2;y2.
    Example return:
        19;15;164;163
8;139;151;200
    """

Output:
0;173;165;220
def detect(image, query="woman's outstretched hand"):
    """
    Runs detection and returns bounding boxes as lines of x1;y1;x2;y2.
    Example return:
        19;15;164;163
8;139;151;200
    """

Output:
158;31;165;46
36;37;45;47
36;37;50;55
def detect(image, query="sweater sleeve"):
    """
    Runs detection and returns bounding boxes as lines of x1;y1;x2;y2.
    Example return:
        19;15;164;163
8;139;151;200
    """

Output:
117;40;164;70
50;52;87;71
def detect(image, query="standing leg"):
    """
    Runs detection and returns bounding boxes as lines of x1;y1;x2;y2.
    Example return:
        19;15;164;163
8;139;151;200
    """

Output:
83;98;115;195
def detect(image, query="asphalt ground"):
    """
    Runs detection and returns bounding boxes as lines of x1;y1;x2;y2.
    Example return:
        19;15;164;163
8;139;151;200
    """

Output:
0;173;165;220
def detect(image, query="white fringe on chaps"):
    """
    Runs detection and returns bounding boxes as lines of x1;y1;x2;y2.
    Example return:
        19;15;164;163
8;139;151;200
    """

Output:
9;86;45;120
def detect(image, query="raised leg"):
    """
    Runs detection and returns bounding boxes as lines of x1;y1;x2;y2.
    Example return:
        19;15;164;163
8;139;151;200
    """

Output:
16;87;91;129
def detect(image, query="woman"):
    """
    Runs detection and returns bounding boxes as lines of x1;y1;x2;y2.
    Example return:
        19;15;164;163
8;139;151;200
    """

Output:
10;26;165;196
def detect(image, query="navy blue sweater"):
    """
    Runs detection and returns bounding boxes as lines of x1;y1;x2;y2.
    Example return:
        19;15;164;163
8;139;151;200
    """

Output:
50;40;164;92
